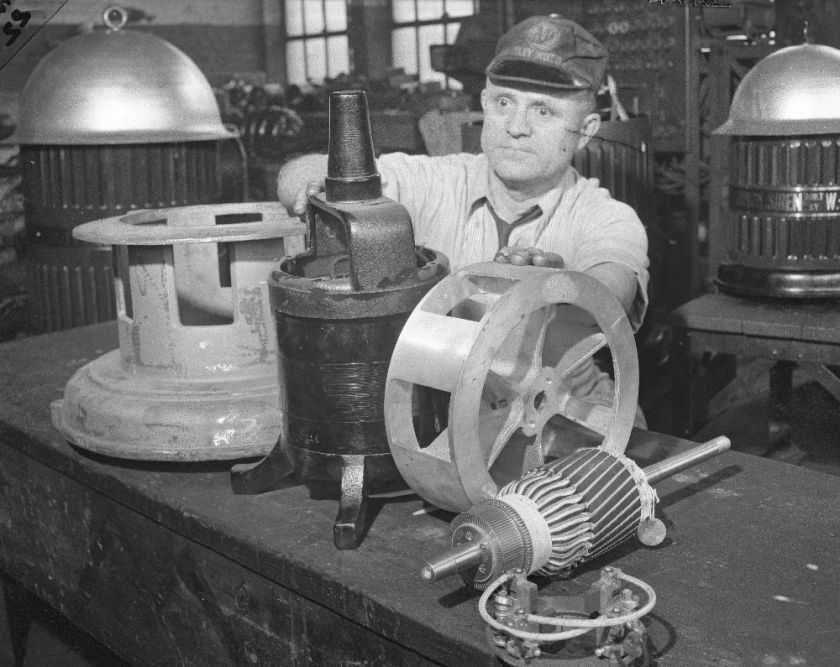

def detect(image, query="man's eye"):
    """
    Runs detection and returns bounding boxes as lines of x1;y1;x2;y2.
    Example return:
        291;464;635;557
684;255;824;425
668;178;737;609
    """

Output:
536;106;552;117
496;97;510;108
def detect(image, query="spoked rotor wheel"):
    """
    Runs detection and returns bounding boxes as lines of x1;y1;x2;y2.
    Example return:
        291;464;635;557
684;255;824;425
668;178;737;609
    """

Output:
385;262;639;512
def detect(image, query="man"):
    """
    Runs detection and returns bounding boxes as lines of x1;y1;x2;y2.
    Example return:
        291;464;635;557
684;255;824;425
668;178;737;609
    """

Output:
277;15;649;427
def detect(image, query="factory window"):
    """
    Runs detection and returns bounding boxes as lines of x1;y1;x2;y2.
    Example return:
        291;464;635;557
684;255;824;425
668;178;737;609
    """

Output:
391;0;478;88
285;0;351;85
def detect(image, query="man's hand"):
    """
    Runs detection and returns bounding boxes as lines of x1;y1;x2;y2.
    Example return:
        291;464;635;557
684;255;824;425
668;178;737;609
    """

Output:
494;246;565;268
290;179;326;217
276;154;329;216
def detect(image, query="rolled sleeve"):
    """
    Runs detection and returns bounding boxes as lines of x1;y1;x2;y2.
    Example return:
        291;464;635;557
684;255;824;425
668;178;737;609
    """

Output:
573;201;650;331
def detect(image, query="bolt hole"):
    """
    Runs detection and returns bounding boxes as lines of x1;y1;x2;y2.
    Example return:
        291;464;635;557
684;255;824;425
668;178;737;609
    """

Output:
533;391;547;410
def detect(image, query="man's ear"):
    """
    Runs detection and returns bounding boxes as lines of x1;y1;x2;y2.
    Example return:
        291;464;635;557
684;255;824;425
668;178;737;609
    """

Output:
479;88;489;111
576;112;601;151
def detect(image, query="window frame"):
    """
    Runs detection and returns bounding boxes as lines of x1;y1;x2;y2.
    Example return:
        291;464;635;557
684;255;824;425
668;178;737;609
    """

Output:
390;0;480;88
283;0;351;85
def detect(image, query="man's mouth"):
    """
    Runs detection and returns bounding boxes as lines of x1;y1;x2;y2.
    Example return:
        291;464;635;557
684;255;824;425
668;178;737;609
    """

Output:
495;146;533;154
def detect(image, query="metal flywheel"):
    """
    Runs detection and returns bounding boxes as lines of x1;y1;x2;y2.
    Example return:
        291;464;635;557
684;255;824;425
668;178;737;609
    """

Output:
385;262;639;512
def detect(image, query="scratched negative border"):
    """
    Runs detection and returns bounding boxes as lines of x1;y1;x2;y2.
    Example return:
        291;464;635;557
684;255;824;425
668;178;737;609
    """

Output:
0;0;69;73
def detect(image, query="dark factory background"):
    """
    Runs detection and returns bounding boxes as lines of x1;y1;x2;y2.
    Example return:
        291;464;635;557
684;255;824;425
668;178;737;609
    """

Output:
0;0;839;665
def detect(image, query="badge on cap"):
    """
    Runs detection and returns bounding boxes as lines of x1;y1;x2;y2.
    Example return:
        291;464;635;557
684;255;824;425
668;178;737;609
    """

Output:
527;21;567;51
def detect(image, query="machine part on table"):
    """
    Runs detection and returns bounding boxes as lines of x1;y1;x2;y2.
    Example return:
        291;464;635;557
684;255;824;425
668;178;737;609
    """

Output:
714;43;840;298
17;6;231;145
18;6;243;332
385;263;639;513
51;202;305;461
482;568;654;667
230;91;449;550
422;437;730;589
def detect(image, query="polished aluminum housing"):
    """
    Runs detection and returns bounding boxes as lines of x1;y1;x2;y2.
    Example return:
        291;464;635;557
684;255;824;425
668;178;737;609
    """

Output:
714;43;840;136
18;9;232;144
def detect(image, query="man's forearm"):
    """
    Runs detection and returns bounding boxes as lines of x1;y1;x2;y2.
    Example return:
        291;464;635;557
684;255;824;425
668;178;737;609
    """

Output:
276;153;328;213
584;262;638;317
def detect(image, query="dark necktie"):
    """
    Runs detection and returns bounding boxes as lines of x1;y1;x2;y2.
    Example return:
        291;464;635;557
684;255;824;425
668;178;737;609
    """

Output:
484;201;542;248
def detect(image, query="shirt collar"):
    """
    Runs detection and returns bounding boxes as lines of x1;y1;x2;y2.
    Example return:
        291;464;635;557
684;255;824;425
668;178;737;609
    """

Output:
469;158;577;221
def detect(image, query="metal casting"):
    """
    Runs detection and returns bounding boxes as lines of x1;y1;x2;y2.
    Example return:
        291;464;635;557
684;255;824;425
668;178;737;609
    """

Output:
230;91;449;550
385;263;640;513
714;133;840;298
18;5;243;332
714;43;840;137
713;43;840;298
51;202;305;461
17;6;233;145
21;139;246;332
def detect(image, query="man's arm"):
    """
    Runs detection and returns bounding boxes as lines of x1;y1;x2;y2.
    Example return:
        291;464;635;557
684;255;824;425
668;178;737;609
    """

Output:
584;262;638;318
276;153;328;215
276;151;435;218
493;250;637;319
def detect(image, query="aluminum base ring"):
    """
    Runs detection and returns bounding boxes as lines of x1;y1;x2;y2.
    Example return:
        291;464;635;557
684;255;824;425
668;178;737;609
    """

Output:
51;350;281;461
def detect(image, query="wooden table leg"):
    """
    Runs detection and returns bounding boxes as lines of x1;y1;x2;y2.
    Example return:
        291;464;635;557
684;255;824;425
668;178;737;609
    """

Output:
768;360;795;453
671;326;698;438
2;574;32;667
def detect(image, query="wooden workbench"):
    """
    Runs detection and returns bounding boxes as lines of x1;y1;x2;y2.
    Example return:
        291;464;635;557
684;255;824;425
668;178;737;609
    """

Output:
1;323;838;665
670;293;840;452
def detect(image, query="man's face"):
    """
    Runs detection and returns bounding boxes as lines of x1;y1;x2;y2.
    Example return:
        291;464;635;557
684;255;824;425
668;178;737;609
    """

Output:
480;80;599;195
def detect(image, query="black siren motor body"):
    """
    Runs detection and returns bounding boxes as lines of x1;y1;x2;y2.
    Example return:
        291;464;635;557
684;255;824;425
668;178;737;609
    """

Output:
233;90;448;549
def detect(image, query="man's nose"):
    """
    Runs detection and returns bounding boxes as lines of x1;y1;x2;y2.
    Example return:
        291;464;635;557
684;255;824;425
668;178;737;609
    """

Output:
505;107;531;136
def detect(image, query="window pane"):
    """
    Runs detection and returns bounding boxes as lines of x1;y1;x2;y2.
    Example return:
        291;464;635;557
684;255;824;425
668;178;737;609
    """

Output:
325;0;347;32
286;40;306;84
392;27;418;74
445;0;475;18
417;0;444;21
419;23;445;80
446;21;460;44
304;1;325;34
327;35;350;77
392;0;416;23
305;37;328;82
285;0;304;36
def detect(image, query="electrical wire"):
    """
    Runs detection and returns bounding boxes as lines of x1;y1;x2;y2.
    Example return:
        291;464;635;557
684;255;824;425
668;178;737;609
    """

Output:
478;569;656;644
